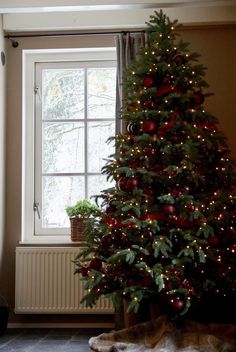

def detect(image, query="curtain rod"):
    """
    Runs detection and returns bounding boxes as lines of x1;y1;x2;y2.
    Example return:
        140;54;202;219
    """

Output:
5;30;145;48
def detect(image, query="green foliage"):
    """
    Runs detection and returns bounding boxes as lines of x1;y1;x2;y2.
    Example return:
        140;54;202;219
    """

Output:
74;10;236;320
65;199;100;218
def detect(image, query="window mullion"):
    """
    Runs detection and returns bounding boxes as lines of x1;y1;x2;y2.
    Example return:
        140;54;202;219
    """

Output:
84;67;88;199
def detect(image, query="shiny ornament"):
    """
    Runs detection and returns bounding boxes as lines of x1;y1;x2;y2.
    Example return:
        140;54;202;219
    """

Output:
89;258;102;270
208;236;219;246
156;85;175;97
193;91;205;105
163;204;176;214
173;54;186;65
168;298;185;313
142;119;158;133
103;216;119;227
142;99;156;110
144;146;157;157
118;177;139;192
143;75;155;88
127;122;141;135
143;187;154;196
80;267;89;277
101;234;114;247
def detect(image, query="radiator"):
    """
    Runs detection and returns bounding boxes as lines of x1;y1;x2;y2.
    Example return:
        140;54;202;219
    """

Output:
15;247;114;314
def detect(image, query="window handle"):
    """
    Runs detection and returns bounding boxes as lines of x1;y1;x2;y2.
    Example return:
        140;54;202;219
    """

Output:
34;202;41;219
34;85;42;101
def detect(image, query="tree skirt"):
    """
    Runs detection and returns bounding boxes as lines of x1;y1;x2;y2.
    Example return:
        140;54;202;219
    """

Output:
89;315;236;352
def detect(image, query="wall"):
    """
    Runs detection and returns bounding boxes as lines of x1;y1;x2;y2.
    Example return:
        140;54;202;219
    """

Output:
4;25;236;325
0;15;6;300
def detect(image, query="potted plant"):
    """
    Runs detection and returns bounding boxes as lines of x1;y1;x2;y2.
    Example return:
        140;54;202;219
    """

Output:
66;199;100;242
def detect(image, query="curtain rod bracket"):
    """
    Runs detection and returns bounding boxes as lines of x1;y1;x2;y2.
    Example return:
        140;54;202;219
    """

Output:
6;36;19;48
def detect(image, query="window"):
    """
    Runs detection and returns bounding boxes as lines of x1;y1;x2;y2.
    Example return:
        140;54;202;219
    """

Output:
22;48;116;243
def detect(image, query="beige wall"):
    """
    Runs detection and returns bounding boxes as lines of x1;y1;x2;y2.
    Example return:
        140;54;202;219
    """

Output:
0;15;6;298
4;26;236;324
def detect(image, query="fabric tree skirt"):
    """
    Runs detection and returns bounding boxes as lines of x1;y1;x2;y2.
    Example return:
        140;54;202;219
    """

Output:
89;315;236;352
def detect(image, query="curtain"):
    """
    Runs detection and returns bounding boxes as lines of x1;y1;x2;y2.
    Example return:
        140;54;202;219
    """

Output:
115;32;149;134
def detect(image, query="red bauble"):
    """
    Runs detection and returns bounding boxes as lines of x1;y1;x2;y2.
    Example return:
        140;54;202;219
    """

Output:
173;54;186;65
168;298;185;313
193;91;205;105
143;75;155;88
127;177;139;190
208;236;219;246
142;99;156;110
127;122;141;135
143;187;154;196
163;204;176;214
142;230;154;240
103;216;118;227
90;258;102;270
130;161;141;169
144;146;157;157
156;85;175;97
142;119;158;134
171;111;180;119
101;234;114;247
119;147;129;155
80;267;89;277
186;203;195;213
118;177;138;192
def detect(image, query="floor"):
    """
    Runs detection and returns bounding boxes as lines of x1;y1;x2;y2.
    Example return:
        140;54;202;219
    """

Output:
0;328;106;351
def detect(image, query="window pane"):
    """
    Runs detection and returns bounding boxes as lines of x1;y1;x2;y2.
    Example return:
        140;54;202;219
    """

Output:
42;69;84;120
42;176;85;228
42;122;85;173
87;68;116;119
87;175;114;200
87;121;115;173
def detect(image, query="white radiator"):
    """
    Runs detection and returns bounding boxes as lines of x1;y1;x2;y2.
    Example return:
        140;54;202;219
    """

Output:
15;247;114;314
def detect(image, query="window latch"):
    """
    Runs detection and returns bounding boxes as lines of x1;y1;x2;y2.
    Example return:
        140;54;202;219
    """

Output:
34;85;42;101
34;202;41;219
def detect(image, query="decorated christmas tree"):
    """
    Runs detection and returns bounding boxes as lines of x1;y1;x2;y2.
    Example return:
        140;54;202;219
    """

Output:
75;11;236;318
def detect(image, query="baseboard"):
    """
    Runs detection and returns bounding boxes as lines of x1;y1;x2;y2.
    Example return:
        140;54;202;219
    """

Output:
8;322;114;329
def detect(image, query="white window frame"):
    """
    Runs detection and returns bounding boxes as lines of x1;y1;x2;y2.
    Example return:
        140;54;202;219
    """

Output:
22;47;116;244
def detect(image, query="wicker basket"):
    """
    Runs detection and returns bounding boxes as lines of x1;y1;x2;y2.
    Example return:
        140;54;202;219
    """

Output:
70;217;87;242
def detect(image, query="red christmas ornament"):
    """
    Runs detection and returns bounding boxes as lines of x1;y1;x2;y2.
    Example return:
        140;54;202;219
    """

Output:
193;91;205;105
119;147;129;155
103;216;119;227
173;54;186;65
118;177;139;192
171;216;192;228
163;204;176;214
208;236;219;246
80;267;89;277
130;161;140;169
171;111;180;119
142;99;156;110
142;119;158;134
186;203;195;213
101;234;114;247
142;230;154;240
143;187;154;196
168;298;185;313
156;120;176;136
143;75;155;88
144;146;157;157
90;258;102;270
156;85;175;97
171;189;181;197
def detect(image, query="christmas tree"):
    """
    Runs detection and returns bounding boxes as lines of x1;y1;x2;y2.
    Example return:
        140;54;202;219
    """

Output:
75;11;236;318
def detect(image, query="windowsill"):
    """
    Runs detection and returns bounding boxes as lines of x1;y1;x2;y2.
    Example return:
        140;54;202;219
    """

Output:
19;239;86;246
